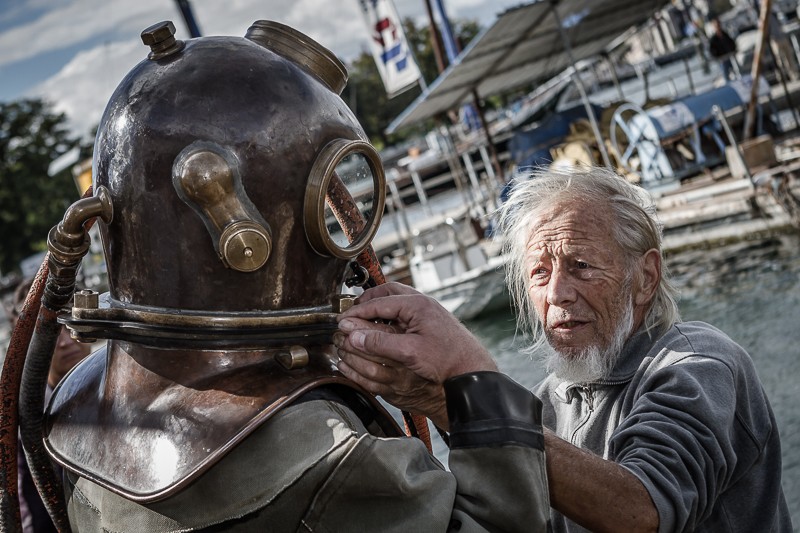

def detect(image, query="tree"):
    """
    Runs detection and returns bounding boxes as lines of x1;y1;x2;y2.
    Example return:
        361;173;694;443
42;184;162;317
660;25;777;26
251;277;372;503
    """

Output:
0;99;84;275
342;17;481;147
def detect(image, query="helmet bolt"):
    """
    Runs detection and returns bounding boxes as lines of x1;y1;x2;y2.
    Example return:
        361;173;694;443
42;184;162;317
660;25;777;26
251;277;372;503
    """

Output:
141;21;185;60
73;289;99;310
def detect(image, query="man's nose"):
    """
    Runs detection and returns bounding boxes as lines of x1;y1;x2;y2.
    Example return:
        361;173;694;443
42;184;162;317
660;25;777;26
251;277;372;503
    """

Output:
546;267;577;306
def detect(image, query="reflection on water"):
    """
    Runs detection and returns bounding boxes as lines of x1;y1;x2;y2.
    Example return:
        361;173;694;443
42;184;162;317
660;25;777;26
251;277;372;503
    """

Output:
466;234;800;527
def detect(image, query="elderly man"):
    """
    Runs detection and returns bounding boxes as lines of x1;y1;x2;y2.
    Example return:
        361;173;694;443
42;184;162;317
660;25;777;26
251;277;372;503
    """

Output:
335;166;792;532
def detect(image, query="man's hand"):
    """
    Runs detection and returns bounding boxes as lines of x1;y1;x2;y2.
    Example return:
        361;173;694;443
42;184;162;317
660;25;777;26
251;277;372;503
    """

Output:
334;283;497;427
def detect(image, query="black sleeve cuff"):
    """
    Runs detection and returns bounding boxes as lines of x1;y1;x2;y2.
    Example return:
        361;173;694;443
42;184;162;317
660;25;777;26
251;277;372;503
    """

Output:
444;371;544;450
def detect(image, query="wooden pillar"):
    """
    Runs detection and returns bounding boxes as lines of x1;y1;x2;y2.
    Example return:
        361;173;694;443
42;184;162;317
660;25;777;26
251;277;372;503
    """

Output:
744;0;773;140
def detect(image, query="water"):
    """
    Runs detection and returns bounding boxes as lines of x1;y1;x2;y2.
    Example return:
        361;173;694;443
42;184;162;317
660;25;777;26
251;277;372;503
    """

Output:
465;233;800;529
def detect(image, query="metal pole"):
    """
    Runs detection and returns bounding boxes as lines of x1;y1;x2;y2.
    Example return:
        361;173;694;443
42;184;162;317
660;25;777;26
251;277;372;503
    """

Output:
471;88;505;182
423;0;447;74
409;170;432;216
730;53;742;79
603;53;624;101
713;105;752;183
174;0;202;37
712;105;764;218
551;2;612;168
387;174;414;254
682;56;696;95
477;145;498;212
439;122;474;202
478;145;496;181
764;41;800;130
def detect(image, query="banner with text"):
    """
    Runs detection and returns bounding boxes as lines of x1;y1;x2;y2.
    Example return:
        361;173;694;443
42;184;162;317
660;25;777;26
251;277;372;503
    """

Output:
358;0;422;98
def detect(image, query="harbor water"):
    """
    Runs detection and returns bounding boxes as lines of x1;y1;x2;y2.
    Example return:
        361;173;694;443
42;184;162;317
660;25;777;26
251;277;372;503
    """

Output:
465;233;800;528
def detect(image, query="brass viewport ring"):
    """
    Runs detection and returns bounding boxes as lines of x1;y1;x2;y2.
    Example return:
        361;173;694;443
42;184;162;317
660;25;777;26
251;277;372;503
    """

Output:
304;139;386;259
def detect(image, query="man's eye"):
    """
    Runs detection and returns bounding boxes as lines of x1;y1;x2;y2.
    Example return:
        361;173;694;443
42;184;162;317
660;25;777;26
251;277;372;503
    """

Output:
576;261;590;269
530;267;548;279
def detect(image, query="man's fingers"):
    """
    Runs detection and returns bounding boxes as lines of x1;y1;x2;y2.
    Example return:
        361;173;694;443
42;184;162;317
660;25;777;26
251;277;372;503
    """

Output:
340;292;434;329
355;282;419;304
337;350;395;384
337;359;392;396
333;327;404;368
338;316;399;335
343;328;416;367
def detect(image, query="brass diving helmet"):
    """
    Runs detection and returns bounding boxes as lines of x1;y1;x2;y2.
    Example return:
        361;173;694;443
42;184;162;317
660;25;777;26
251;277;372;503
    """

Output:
42;20;397;503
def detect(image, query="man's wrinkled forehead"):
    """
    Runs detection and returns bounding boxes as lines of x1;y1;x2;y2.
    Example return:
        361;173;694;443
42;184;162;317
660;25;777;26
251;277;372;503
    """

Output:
526;199;616;249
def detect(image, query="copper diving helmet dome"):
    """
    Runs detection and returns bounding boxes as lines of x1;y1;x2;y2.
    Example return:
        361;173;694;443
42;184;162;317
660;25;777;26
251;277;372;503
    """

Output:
72;20;386;347
44;22;400;503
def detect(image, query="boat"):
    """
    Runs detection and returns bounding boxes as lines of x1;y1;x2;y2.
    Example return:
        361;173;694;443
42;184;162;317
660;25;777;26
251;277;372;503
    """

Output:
405;215;508;320
374;158;511;320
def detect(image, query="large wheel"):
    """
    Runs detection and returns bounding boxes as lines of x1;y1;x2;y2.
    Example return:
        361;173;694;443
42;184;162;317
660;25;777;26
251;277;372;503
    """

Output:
609;103;668;180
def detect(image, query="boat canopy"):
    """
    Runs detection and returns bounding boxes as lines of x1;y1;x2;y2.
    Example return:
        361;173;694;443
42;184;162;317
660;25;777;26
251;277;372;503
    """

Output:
386;0;670;133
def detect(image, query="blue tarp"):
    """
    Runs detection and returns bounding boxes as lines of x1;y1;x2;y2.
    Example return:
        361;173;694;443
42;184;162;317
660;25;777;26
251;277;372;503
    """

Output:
508;102;604;169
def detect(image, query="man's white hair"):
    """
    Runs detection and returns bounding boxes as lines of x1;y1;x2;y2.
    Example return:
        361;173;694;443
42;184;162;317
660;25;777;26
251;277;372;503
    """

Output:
497;166;681;352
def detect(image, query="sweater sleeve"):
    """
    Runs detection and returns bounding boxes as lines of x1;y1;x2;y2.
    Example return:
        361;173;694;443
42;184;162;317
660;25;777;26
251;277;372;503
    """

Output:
303;372;550;533
609;355;752;533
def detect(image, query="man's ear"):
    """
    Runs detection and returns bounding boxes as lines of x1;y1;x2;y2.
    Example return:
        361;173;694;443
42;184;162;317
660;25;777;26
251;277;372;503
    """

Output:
635;249;661;306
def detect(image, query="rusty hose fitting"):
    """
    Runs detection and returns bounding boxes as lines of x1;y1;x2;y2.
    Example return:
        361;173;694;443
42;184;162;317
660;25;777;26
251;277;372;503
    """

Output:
47;186;112;267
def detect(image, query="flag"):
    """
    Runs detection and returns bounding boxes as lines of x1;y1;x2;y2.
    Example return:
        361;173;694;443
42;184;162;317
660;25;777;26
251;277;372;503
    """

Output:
358;0;422;98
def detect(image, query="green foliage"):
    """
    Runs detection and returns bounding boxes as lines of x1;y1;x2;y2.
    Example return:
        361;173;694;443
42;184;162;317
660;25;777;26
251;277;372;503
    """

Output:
0;99;82;275
342;17;482;147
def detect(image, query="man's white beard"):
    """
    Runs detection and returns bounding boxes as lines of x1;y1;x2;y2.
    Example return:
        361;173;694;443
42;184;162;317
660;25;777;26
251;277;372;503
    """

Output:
541;297;635;384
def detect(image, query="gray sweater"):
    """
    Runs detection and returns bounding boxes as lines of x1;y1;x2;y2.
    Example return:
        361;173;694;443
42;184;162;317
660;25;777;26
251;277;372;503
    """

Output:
536;321;792;532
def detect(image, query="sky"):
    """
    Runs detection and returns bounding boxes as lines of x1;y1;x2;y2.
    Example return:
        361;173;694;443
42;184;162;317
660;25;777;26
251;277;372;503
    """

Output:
0;0;523;140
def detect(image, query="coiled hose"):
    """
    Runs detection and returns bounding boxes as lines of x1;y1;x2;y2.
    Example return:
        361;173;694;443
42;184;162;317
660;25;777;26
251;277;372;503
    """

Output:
18;257;77;533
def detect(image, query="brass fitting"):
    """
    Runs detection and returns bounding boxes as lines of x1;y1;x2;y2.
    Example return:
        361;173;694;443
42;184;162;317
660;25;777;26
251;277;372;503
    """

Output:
331;294;356;313
48;186;113;268
275;345;310;370
73;289;99;310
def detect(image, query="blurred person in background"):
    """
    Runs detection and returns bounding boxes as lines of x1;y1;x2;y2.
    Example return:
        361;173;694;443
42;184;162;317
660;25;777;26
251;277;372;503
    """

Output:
708;17;738;80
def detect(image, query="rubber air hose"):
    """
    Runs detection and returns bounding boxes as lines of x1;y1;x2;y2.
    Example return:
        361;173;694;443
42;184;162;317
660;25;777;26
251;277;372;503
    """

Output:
326;173;433;453
19;262;77;533
0;259;49;533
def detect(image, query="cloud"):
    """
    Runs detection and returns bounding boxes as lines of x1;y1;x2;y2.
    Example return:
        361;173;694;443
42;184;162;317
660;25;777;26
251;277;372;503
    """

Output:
0;0;176;68
18;0;521;139
190;0;370;60
31;39;143;139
